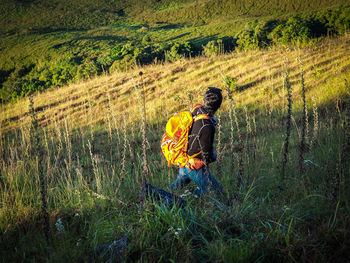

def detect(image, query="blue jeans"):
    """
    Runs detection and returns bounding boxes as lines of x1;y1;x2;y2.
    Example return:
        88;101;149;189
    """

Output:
171;167;223;196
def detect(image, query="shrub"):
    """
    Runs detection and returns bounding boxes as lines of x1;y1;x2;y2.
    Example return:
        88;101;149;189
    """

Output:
97;54;113;71
134;46;154;65
75;59;99;80
203;40;219;56
235;21;276;51
50;58;77;87
224;76;238;93
269;16;312;46
164;41;193;62
110;42;136;60
109;54;136;73
21;79;45;97
314;5;350;35
152;43;169;61
235;27;259;51
142;35;152;45
0;65;36;101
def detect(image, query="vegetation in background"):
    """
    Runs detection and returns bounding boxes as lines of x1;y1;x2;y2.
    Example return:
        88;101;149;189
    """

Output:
1;1;350;102
1;2;350;259
0;30;350;261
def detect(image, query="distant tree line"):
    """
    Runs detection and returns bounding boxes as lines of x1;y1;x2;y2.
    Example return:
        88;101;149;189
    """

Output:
0;5;349;103
235;7;350;51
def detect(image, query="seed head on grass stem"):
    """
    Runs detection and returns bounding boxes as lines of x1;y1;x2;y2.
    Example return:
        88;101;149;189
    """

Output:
310;97;319;149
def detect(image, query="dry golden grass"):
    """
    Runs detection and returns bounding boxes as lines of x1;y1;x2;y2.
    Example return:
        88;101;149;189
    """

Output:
1;35;350;132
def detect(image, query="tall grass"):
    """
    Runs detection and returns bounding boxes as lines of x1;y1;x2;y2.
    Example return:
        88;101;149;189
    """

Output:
134;72;150;182
298;56;306;175
220;71;244;189
281;58;293;180
0;35;349;262
29;95;50;242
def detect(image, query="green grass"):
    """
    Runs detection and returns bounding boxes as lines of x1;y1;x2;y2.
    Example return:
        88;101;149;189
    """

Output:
2;0;347;35
0;75;349;261
0;1;350;261
1;0;350;102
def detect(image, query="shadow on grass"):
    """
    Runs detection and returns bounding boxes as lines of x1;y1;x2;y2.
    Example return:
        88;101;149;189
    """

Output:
153;23;185;30
75;35;128;42
165;32;191;42
186;35;218;48
51;35;128;49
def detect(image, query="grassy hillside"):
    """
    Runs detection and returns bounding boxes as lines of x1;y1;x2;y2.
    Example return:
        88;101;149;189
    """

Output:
0;34;349;261
1;34;350;131
1;0;348;34
1;0;350;102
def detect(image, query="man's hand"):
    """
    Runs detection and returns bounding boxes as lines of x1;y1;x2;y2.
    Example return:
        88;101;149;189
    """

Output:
186;158;205;170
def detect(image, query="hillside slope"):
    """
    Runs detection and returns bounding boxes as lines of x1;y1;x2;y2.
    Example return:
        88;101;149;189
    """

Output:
1;0;348;34
1;35;349;132
1;0;350;103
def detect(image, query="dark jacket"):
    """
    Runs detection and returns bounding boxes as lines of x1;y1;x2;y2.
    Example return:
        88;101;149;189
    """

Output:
187;106;216;164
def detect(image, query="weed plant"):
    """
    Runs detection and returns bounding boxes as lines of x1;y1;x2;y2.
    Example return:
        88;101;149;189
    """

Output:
298;56;307;175
281;59;293;180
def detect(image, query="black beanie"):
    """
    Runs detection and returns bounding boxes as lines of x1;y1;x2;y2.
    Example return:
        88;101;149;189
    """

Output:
203;87;223;115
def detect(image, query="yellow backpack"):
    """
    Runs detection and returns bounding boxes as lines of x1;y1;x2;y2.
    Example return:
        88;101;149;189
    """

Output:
160;104;210;167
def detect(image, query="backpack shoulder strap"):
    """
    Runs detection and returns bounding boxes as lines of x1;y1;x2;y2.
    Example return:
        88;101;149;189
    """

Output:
191;104;203;113
194;114;211;122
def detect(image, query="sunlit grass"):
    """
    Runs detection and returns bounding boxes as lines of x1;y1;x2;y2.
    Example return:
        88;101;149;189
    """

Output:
0;34;349;261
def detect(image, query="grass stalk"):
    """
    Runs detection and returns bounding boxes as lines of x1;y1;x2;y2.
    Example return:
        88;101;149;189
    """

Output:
298;56;306;175
339;78;350;203
311;96;319;148
87;93;94;143
88;139;101;193
133;72;150;182
281;59;293;180
29;95;50;243
115;115;128;197
216;113;222;178
228;107;235;175
219;70;244;188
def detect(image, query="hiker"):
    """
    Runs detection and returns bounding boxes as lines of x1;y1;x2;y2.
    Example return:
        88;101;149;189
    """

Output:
170;87;223;196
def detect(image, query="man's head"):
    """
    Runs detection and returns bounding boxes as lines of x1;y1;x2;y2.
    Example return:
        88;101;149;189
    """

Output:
203;87;223;115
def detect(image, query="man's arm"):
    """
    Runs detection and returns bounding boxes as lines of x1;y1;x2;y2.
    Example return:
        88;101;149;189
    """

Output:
199;124;216;164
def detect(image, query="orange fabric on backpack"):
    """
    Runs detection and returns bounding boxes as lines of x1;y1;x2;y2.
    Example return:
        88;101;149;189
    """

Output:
161;104;210;168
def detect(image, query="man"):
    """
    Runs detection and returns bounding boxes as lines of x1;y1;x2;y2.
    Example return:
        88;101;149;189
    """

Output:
171;87;223;196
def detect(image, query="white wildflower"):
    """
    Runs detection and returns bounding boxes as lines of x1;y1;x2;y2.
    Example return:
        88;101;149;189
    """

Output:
55;218;64;235
76;238;81;246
